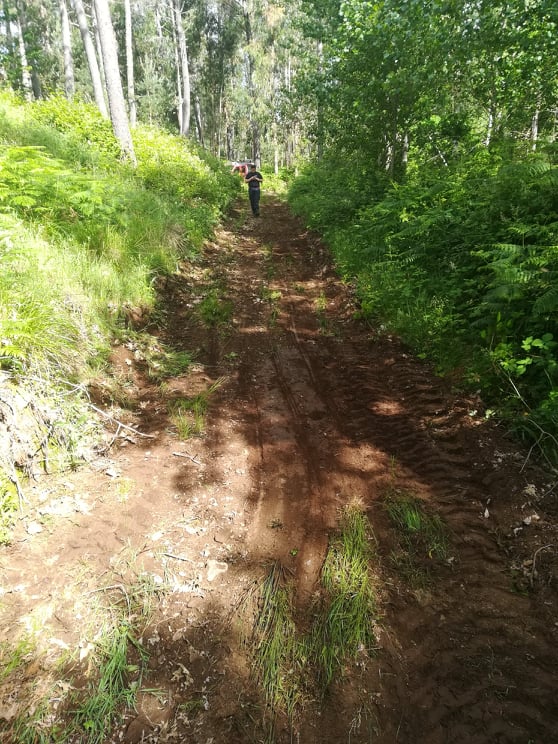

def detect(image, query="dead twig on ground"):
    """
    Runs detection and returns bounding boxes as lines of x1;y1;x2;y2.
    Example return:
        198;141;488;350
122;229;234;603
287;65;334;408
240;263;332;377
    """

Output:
89;403;156;440
163;552;195;564
172;451;202;464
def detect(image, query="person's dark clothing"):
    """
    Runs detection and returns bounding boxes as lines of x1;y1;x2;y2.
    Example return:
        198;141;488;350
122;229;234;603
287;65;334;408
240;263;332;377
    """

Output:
245;169;263;216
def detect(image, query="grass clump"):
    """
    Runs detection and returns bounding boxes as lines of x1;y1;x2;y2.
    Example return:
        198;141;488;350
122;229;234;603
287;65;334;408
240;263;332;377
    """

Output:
245;506;379;737
5;574;163;743
385;493;450;586
251;562;306;724
197;289;233;327
0;471;19;545
311;506;378;689
168;377;225;439
69;622;147;743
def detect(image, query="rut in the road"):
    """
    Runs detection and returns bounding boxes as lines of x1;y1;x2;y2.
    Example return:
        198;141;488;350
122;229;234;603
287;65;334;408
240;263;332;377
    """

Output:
197;198;558;743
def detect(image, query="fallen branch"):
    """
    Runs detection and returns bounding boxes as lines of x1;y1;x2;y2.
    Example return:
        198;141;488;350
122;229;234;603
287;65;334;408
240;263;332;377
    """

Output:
89;403;156;439
163;552;195;564
172;451;202;465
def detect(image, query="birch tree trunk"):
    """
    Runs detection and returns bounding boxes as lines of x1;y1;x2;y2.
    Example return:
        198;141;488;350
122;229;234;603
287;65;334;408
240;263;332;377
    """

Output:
194;93;204;145
169;0;182;131
93;0;136;164
531;108;540;152
58;0;75;99
16;1;41;99
14;14;33;100
241;0;259;166
70;0;107;116
124;0;136;127
173;0;191;136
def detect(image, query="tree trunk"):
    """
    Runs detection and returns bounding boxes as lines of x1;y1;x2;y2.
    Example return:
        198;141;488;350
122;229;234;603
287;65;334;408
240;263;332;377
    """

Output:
58;0;75;99
15;15;33;100
194;93;204;146
241;0;259;165
93;0;136;164
70;0;107;116
92;3;107;98
485;109;494;147
169;0;182;131
3;0;18;89
531;107;540;152
173;0;191;136
16;1;41;99
124;0;136;127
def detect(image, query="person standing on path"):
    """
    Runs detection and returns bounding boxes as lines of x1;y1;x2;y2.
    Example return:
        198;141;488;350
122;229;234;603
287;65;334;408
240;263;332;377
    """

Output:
245;163;263;217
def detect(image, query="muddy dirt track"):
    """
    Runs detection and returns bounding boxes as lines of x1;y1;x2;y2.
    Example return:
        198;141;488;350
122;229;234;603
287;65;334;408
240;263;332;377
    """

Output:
1;197;558;743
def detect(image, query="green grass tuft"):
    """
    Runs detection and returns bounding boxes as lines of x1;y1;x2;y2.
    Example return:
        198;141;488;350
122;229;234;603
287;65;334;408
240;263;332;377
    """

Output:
385;494;449;561
311;506;378;689
252;562;306;722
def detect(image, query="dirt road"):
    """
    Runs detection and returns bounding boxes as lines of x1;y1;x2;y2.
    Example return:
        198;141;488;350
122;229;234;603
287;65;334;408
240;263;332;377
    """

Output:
1;197;557;743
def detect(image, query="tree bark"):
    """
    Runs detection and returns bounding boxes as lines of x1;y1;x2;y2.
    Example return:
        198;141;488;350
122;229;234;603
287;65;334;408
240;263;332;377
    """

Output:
124;0;136;127
173;0;191;136
70;0;108;116
16;0;41;99
241;0;259;166
58;0;75;99
93;0;136;164
531;107;540;152
194;93;204;146
15;15;33;100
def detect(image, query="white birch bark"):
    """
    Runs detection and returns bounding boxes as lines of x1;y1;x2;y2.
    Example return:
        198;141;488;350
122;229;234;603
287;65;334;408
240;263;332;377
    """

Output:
93;0;136;164
16;16;33;100
124;0;136;127
58;0;75;99
173;0;191;136
71;0;107;116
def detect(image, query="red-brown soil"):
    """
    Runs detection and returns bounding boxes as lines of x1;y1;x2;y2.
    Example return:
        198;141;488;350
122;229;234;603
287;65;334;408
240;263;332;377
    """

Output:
1;197;557;743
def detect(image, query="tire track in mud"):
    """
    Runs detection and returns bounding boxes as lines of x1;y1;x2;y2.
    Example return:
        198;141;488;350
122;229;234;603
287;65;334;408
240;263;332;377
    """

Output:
226;200;558;743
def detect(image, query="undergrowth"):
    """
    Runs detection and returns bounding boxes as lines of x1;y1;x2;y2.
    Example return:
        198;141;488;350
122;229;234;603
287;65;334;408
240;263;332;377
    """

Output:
0;91;239;538
289;151;558;468
244;505;379;736
2;572;165;743
384;491;450;587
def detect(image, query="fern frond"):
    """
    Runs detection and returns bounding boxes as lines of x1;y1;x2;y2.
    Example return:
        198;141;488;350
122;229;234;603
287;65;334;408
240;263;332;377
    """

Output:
533;289;558;316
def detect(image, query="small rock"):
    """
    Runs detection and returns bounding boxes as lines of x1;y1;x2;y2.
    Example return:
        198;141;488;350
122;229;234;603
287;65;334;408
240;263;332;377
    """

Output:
27;521;43;535
207;560;228;582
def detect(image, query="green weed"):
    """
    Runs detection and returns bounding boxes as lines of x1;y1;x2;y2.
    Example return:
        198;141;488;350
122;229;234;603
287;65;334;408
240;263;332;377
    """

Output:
245;506;379;732
168;378;225;439
0;471;19;544
0;636;35;682
260;287;282;326
198;289;233;327
310;506;378;689
385;494;449;561
69;621;147;743
251;562;306;723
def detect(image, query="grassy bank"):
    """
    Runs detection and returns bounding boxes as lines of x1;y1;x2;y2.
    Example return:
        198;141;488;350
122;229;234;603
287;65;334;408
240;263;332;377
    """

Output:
0;90;239;540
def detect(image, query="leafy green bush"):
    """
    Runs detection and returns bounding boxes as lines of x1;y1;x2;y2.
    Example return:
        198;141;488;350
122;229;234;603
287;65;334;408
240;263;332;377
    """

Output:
289;149;558;466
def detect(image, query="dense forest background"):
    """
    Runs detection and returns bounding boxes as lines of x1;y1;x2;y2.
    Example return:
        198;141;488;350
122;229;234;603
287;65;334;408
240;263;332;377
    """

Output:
1;0;557;512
